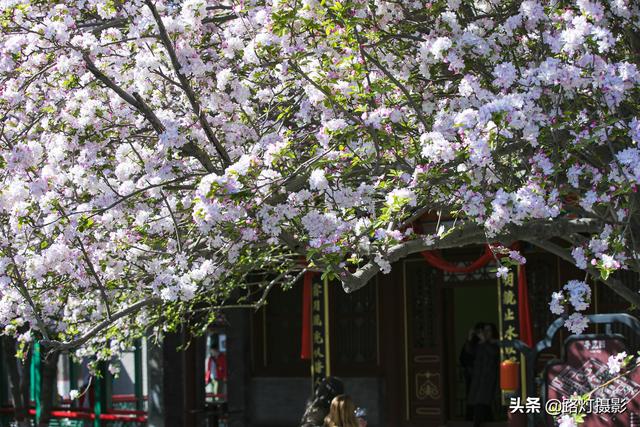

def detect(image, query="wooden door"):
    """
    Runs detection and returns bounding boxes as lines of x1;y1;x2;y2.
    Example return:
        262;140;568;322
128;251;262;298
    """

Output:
401;259;447;426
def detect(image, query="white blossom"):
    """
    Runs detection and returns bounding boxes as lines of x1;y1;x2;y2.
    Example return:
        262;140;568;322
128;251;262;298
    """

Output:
607;351;627;375
309;169;329;191
564;313;589;335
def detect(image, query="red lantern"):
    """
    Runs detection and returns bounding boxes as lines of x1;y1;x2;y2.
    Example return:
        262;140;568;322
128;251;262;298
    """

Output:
500;360;520;392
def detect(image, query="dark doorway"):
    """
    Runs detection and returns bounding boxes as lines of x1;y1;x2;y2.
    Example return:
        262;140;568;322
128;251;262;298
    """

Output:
445;282;500;422
381;252;509;427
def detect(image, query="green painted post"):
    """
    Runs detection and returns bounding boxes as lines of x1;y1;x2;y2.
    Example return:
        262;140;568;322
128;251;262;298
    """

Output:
105;364;112;416
93;366;102;427
32;342;41;425
134;339;143;411
93;362;111;427
29;348;35;403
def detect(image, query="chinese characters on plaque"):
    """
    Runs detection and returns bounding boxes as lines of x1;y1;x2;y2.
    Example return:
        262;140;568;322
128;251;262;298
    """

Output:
311;277;330;387
498;268;520;362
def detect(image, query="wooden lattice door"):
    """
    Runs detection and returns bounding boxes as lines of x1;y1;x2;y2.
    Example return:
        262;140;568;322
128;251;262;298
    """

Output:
402;259;447;426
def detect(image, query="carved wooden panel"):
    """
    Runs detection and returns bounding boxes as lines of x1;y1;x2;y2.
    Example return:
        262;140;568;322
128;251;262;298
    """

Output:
253;282;309;376
403;259;446;425
332;280;378;374
526;254;558;343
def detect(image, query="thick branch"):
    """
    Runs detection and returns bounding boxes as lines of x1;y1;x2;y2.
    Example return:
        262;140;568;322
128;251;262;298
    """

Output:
77;18;128;33
84;54;217;173
40;298;163;351
528;238;640;308
340;218;601;292
84;53;148;112
202;14;237;24
131;91;166;134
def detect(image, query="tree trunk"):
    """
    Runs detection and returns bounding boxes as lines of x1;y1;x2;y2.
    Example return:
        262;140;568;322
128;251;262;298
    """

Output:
38;350;58;427
1;337;30;427
19;355;30;427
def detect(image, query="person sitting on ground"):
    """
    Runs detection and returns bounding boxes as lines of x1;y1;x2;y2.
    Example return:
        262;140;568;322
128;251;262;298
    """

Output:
324;394;359;427
300;377;345;427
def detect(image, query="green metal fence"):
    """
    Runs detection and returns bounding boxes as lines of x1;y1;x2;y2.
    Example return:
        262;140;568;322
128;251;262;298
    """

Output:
1;340;147;427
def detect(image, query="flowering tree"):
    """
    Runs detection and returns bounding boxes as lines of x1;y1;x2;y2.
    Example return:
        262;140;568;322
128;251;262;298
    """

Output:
1;0;639;366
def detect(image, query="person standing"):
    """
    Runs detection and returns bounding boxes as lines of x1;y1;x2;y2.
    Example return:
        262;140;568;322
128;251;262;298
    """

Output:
467;323;500;427
460;322;485;420
205;346;227;400
300;377;344;427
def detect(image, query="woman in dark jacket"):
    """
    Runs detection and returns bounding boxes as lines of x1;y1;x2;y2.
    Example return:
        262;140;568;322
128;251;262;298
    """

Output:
467;323;500;427
460;322;485;420
300;377;345;427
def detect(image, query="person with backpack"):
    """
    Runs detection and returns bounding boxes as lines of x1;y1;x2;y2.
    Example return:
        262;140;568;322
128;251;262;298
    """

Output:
300;377;345;427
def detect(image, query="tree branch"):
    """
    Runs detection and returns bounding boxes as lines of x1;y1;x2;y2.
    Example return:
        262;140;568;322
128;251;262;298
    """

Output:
527;238;640;308
160;190;182;253
75;237;112;319
360;49;429;129
145;0;231;167
340;218;601;292
202;14;237;24
40;298;163;351
11;270;50;341
84;54;218;173
35;174;200;229
40;268;308;352
83;53;143;113
0;235;51;341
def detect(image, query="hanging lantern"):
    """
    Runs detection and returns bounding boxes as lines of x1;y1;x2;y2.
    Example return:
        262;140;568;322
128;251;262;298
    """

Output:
500;359;520;392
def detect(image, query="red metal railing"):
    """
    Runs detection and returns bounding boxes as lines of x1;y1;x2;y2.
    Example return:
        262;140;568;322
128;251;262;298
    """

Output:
0;395;148;423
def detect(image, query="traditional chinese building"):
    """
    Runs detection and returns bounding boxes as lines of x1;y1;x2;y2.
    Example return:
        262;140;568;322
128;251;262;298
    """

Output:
221;242;640;427
1;245;639;427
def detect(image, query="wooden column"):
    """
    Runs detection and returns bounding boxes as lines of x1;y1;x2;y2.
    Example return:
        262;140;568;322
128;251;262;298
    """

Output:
134;339;144;412
227;309;251;427
163;331;185;427
146;330;186;427
380;264;402;426
147;327;206;427
183;332;206;426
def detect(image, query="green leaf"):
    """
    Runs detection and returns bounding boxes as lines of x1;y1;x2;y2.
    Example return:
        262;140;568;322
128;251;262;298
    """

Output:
77;216;95;233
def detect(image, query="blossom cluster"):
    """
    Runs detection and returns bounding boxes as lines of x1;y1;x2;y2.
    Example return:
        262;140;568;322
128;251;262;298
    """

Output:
549;280;592;334
0;0;639;355
607;351;628;375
